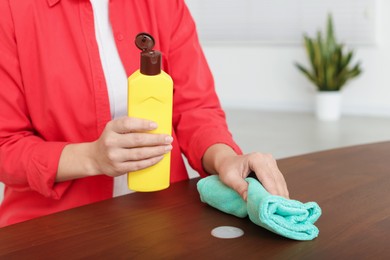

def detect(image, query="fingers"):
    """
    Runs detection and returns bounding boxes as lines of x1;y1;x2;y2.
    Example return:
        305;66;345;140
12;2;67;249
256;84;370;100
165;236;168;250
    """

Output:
100;154;166;177
108;144;173;162
93;116;174;177
220;173;249;201
125;155;165;172
123;133;173;148
104;132;173;149
249;152;289;198
94;140;172;177
104;116;173;149
109;116;158;134
110;154;166;176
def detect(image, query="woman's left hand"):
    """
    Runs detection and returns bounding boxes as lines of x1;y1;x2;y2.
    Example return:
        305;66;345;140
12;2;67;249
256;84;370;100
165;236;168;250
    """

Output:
202;144;289;201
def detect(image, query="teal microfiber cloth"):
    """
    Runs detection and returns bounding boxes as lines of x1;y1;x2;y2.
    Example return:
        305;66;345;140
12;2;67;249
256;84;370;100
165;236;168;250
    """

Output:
197;175;322;241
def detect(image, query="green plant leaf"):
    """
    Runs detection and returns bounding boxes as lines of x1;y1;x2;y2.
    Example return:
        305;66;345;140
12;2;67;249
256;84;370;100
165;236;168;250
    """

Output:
304;35;318;78
326;14;336;54
295;12;362;91
295;62;318;87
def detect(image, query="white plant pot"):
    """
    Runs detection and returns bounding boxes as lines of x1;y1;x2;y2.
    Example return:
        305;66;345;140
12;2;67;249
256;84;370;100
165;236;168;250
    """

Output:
315;92;341;121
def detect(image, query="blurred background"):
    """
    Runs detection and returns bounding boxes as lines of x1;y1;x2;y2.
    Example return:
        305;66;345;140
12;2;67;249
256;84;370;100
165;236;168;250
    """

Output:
185;0;389;116
183;0;390;177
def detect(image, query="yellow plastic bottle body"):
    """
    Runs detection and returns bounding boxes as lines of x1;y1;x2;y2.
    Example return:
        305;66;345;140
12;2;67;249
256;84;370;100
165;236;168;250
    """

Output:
127;69;173;191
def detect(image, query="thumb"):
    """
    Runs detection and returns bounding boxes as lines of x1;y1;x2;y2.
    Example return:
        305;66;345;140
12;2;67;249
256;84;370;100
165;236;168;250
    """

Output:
222;175;249;201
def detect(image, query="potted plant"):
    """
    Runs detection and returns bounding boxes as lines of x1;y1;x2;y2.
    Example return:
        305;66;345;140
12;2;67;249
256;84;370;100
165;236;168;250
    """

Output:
295;14;362;121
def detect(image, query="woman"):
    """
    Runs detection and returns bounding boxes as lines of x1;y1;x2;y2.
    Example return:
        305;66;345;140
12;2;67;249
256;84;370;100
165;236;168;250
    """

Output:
0;0;288;227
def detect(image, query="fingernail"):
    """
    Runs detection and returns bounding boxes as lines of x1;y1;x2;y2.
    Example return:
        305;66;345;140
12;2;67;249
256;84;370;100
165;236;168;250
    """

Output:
165;136;173;143
149;122;158;129
165;145;173;152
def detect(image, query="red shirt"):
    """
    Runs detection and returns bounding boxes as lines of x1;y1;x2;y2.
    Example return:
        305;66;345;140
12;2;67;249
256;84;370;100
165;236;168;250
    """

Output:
0;0;241;227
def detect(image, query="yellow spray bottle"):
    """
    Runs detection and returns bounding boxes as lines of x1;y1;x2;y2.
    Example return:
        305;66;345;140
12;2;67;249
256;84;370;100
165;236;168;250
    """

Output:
127;33;173;192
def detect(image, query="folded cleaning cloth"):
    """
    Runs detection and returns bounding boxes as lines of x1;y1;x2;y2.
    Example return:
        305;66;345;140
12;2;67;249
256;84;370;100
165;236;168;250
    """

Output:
197;175;322;241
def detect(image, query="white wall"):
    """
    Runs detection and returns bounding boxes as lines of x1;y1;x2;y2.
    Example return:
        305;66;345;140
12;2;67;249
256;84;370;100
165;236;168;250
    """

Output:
201;0;390;118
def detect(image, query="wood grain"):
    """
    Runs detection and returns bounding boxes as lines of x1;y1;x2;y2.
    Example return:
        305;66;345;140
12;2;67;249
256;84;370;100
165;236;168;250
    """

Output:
1;142;389;258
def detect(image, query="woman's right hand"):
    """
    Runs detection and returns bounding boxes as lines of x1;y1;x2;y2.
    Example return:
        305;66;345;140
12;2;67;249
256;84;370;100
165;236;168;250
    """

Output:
90;116;173;177
57;117;172;182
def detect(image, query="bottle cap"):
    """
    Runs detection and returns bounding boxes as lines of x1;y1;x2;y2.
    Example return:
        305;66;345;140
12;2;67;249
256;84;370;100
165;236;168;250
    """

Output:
135;33;161;76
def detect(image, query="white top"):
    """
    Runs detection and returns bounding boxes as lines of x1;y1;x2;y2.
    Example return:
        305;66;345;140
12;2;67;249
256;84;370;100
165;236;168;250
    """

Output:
90;0;133;197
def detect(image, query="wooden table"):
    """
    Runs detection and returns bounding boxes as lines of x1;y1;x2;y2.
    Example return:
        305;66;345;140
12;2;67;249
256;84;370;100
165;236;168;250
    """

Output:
1;142;389;259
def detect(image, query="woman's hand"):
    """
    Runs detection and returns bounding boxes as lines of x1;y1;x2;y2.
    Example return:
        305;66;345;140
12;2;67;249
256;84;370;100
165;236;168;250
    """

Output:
89;116;173;177
202;144;289;200
57;117;172;182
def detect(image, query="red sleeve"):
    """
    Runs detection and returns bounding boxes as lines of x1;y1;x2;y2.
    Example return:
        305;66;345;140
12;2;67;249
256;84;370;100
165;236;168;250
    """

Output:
167;0;242;176
0;1;70;199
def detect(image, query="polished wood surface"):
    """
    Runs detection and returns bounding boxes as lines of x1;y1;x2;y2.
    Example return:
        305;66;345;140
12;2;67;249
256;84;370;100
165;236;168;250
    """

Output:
1;142;390;259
